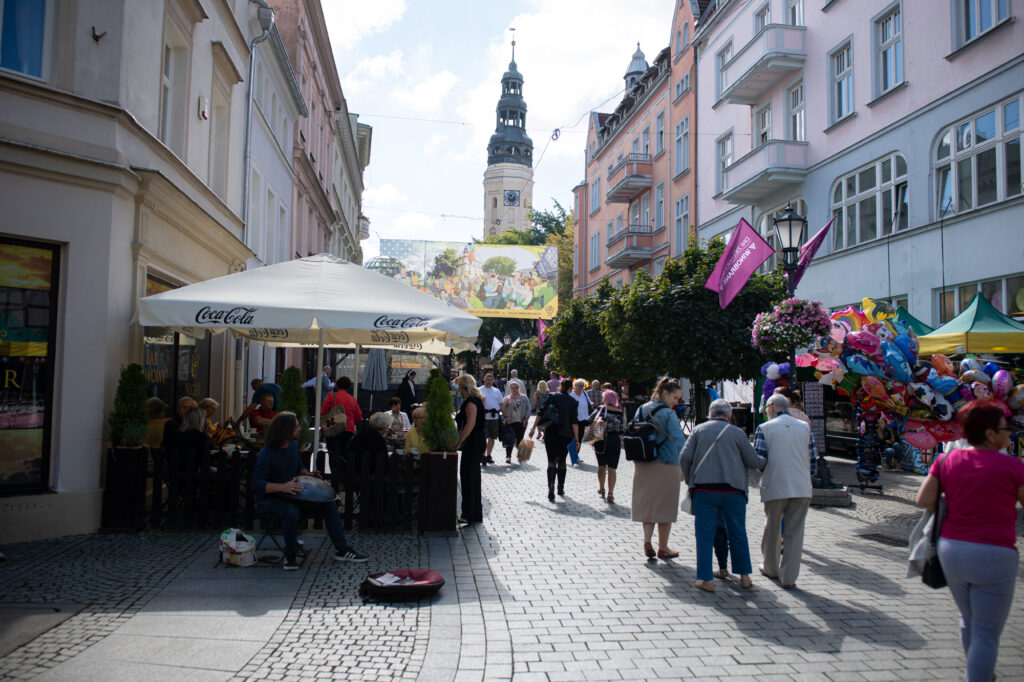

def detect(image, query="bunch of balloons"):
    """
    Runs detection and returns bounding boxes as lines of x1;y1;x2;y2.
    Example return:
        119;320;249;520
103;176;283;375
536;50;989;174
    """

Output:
796;298;1022;452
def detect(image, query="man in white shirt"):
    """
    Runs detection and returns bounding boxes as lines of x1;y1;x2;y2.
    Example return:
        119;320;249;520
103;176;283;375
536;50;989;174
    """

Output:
570;379;595;455
479;373;504;465
506;369;527;397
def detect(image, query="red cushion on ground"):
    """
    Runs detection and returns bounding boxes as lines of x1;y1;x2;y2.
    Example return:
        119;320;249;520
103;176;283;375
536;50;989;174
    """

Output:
385;568;444;586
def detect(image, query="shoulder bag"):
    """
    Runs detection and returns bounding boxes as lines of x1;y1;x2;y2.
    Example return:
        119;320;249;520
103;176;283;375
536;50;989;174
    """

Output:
582;406;607;444
322;393;348;438
679;423;729;515
920;452;950;589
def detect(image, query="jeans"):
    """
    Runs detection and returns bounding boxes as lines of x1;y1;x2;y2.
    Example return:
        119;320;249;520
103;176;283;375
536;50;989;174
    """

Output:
937;537;1018;682
256;495;349;562
692;490;751;581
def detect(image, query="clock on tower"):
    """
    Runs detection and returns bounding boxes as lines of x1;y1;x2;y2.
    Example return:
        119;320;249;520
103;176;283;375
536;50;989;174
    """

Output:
503;190;520;206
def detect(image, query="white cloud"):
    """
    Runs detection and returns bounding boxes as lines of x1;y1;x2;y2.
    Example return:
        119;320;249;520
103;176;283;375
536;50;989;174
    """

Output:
391;211;439;238
341;49;404;96
363;184;408;207
423;133;449;157
322;0;407;51
391;71;460;114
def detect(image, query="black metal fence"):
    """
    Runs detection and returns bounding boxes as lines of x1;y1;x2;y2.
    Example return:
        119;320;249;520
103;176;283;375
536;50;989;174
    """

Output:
101;446;458;535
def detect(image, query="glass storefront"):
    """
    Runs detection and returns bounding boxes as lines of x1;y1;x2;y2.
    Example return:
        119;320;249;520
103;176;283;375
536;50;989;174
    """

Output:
142;275;210;409
0;239;59;494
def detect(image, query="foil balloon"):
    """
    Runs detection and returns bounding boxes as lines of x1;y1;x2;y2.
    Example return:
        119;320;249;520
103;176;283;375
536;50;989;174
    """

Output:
835;369;860;396
903;428;938;451
796;353;817;368
991;370;1012;397
846;330;882;358
960;369;991;385
931;354;956;376
992;397;1012;417
926;421;963;442
1007;384;1024;411
881;341;913;383
1011;414;1024;430
829;319;850;343
972;382;992;400
926;375;959;396
845;353;887;378
960;357;982;373
931;393;954;421
983;362;1000;377
910;382;936;406
913;361;933;379
860;376;889;402
831;306;867;332
867;322;896;342
818;365;847;388
892;335;917;365
816;357;842;372
861;297;897;323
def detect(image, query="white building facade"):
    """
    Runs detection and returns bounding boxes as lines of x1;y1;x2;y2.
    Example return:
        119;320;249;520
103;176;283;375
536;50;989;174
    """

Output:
0;0;297;542
693;0;1024;326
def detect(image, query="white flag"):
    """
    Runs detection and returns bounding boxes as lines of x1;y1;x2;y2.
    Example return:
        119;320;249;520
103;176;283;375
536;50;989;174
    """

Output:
490;336;503;358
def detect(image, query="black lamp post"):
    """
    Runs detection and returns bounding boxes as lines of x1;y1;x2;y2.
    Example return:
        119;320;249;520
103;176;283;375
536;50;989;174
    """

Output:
772;203;807;298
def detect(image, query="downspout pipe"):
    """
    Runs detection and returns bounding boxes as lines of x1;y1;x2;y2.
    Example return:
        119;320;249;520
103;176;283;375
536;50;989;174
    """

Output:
242;0;274;245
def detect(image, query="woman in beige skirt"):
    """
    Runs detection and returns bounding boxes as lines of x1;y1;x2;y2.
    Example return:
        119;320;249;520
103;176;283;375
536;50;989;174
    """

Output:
631;377;688;559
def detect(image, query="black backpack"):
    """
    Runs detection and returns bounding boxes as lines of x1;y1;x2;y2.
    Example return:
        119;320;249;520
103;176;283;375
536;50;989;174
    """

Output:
537;394;561;428
623;404;670;462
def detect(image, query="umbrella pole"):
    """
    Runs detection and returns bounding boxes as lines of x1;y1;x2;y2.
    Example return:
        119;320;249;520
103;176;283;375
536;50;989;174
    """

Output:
313;328;325;464
354;344;361;399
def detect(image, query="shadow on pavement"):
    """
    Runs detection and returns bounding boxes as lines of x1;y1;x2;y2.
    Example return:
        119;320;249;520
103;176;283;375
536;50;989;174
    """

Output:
801;548;907;597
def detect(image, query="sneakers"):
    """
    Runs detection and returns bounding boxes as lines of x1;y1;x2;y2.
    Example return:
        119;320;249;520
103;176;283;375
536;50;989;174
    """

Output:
283;558;300;571
334;547;369;563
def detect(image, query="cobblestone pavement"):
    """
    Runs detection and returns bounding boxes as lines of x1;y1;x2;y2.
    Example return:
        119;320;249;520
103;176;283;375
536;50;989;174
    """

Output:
1;434;1022;681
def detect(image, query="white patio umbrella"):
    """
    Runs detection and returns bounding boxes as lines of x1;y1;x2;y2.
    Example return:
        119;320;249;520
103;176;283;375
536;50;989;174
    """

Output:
137;253;481;454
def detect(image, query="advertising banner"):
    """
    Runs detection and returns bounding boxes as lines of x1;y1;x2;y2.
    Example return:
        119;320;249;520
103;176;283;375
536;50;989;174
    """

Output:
376;240;558;319
704;218;773;309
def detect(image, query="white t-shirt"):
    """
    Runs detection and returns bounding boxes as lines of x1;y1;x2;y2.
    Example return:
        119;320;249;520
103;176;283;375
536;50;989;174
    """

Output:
571;390;593;421
480;386;504;420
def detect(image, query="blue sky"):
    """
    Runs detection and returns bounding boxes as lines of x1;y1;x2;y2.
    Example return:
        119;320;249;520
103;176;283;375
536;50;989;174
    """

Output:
323;0;668;261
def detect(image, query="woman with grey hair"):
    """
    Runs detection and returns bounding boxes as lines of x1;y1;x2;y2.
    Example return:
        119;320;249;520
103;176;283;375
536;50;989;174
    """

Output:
679;398;765;592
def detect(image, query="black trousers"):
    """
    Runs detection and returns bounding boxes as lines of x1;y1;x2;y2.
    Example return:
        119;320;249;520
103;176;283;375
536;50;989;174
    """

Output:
326;431;354;490
504;422;527;457
460;439;484;522
544;430;571;470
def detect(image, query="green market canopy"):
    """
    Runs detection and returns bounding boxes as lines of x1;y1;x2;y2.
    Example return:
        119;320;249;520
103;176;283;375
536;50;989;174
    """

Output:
895;306;934;338
918;292;1024;355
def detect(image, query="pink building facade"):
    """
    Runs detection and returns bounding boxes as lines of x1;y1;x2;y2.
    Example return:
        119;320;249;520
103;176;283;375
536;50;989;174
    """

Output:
693;0;1024;325
573;1;700;296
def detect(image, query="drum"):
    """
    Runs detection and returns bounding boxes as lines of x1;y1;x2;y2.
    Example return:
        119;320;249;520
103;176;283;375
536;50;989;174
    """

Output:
289;475;338;503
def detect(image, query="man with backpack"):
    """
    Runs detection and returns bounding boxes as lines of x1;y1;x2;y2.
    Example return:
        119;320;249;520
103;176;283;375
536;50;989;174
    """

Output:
529;379;579;501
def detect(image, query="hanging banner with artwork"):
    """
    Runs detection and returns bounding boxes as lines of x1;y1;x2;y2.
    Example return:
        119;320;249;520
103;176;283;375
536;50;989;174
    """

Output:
371;240;558;319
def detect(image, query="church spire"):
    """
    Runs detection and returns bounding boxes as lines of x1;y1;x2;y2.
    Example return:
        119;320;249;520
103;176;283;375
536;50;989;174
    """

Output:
487;30;533;168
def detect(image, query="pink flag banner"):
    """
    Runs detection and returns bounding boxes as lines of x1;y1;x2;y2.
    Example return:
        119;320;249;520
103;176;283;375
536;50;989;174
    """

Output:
704;218;774;309
787;217;835;290
537;318;548;348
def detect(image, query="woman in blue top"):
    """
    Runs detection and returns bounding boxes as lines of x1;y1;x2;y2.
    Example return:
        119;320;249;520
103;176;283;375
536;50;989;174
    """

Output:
251;412;367;570
631;377;688;559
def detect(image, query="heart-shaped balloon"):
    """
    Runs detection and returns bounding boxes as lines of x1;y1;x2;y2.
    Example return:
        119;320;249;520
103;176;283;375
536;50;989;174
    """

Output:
903;429;938;450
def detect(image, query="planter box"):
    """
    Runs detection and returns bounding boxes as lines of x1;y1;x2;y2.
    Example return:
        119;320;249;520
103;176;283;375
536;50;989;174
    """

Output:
419;451;459;536
100;446;149;532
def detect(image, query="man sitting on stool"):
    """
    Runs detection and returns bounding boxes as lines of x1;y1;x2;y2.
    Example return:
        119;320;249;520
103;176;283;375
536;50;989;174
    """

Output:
251;412;368;570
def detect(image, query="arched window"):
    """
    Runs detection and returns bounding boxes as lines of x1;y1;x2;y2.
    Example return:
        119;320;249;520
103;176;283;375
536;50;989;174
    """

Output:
934;92;1022;218
756;199;807;274
831;152;908;252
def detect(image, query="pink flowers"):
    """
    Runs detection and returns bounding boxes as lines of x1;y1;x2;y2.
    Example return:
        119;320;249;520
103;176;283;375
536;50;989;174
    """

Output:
751;299;830;357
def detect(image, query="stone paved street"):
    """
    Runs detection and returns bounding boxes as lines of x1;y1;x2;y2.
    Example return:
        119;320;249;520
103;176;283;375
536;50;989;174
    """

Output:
2;433;1023;681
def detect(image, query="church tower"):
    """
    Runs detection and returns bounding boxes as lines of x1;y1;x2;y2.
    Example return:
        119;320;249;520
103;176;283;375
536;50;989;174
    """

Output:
483;36;534;238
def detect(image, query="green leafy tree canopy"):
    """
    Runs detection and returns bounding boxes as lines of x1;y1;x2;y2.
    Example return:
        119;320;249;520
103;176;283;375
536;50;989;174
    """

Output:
277;367;310;445
481;255;517;277
421;369;459;451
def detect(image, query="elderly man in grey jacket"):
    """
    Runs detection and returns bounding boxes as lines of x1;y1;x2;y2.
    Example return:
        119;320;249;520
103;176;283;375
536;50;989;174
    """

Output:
680;399;765;592
755;393;819;588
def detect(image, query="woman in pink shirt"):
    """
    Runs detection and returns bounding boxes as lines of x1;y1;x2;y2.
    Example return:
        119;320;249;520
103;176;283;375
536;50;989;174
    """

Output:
916;401;1024;682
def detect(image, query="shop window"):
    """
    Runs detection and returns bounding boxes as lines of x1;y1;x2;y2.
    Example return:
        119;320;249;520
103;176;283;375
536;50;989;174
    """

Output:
831;153;908;252
937;273;1024;323
0;239;59;494
934;92;1023;218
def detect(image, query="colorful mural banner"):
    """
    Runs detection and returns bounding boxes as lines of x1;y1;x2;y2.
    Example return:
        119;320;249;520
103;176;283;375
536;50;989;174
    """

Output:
704;218;773;309
375;240;558;319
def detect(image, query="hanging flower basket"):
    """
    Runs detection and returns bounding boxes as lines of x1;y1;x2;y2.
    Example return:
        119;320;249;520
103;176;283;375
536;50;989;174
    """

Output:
751;298;830;357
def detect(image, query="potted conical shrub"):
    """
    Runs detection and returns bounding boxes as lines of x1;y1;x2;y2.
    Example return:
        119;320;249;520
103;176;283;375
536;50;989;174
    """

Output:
102;363;150;531
277;367;310;445
419;369;459;536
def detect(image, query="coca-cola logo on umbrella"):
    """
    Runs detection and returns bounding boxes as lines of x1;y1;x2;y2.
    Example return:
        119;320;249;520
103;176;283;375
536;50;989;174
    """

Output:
195;306;257;325
373;315;429;329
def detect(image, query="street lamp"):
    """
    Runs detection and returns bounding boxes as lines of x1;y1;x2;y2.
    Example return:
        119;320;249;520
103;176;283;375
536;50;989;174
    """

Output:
772;203;807;297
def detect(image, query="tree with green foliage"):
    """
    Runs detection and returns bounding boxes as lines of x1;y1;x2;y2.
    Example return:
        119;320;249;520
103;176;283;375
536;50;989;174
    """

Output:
430;248;461;278
108;363;150;446
482;255;517;277
546;280;632;380
421;369;460;452
601;238;787;384
495;337;549;381
277;367;311;445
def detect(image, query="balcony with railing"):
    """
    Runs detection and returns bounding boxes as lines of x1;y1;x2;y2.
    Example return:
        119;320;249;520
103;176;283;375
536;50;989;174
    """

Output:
722;139;808;205
605;153;653;203
358;214;370;239
605;222;654;268
720;25;806;105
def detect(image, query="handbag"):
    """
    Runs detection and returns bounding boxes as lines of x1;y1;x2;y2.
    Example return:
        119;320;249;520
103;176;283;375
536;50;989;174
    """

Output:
582;406;606;444
921;452;950;589
322;394;348;438
680;423;729;515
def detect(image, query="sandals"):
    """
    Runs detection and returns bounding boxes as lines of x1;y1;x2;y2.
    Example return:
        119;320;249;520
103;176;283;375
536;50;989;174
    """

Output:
739;575;753;589
598;488;605;498
713;569;731;580
644;542;656;559
695;580;716;593
657;548;679;559
606;493;615;504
